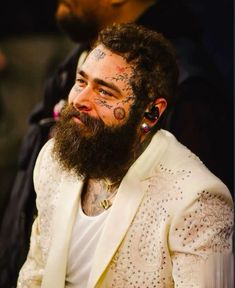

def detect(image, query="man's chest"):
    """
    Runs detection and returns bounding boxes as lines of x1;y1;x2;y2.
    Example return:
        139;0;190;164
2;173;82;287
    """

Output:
81;178;120;216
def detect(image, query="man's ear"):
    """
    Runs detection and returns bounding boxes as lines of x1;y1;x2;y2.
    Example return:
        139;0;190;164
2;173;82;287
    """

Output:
110;0;128;6
145;98;167;121
140;98;167;138
154;97;167;117
142;98;167;128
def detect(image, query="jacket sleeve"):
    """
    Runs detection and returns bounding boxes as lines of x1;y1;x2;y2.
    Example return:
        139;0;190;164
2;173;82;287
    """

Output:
17;140;53;287
17;217;44;288
169;181;233;287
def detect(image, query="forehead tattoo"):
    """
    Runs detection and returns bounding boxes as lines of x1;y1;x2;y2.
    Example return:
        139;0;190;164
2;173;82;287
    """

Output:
91;48;106;61
107;69;133;93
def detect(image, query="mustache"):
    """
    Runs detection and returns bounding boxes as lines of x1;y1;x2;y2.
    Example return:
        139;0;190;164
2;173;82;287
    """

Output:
60;104;105;132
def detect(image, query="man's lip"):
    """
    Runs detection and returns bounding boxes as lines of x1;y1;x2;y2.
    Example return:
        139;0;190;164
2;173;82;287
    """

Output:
72;115;84;125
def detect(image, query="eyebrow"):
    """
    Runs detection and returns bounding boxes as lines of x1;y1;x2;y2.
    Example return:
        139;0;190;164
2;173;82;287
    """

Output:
77;70;122;94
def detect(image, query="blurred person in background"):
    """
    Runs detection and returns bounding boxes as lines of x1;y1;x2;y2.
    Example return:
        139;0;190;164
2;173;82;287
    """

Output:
0;0;233;287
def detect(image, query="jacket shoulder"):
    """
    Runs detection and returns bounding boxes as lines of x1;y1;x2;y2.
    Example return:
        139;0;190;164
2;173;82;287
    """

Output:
149;130;232;204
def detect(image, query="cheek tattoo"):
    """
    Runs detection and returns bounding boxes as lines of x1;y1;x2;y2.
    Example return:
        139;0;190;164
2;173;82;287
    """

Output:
95;98;113;109
113;107;126;120
74;86;83;93
121;95;135;104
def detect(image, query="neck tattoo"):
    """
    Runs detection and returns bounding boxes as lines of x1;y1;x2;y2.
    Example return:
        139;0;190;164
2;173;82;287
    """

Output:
100;178;121;210
82;178;121;216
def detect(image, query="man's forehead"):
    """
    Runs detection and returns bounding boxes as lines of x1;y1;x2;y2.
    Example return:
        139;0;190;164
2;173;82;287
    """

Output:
86;45;128;67
81;45;133;79
89;46;108;60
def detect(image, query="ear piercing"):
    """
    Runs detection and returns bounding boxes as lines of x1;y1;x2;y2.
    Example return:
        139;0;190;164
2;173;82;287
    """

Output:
141;105;160;133
141;123;151;133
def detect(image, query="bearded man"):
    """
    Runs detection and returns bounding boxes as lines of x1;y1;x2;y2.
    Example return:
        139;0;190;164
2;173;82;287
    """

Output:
17;23;233;288
1;1;233;287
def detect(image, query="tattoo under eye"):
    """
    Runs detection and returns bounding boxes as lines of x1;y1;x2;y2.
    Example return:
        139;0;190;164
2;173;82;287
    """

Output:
91;48;106;61
113;107;126;120
95;98;113;109
74;86;83;93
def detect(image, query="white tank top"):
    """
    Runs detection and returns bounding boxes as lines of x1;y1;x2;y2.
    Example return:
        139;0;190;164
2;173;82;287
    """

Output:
65;199;109;288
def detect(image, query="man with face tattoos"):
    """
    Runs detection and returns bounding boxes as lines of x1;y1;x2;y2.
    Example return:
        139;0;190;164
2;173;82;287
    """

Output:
0;0;233;287
17;23;233;288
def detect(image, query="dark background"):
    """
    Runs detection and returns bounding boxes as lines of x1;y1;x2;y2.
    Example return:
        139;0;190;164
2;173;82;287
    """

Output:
0;0;233;91
0;0;74;210
0;0;58;37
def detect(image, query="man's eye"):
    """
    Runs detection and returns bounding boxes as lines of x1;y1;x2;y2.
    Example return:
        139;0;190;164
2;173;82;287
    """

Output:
99;88;112;97
76;78;86;85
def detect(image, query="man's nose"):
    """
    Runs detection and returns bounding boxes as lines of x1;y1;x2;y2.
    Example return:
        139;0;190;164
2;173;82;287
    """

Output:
69;85;93;112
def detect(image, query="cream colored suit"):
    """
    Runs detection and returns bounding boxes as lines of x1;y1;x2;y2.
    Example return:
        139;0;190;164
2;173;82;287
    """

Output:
17;130;233;288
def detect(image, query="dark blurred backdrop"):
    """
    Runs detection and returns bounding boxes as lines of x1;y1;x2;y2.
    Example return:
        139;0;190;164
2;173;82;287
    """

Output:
0;0;74;215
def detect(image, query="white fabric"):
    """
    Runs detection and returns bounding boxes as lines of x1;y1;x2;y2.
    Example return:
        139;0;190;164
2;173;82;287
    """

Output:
65;200;109;288
17;130;233;288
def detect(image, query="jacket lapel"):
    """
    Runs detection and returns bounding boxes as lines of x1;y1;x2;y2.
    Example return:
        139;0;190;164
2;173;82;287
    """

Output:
42;176;83;288
87;169;147;288
88;130;169;288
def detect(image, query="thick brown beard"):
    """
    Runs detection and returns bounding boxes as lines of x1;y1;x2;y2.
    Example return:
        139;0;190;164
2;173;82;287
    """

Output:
52;104;141;181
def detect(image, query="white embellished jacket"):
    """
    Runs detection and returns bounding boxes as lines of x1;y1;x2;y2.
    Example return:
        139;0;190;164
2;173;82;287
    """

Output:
17;130;233;288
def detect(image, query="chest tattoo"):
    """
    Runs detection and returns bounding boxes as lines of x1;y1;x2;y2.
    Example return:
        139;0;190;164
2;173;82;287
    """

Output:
81;179;119;216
